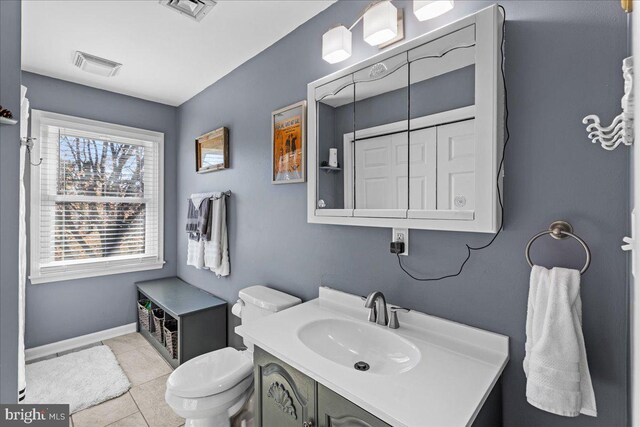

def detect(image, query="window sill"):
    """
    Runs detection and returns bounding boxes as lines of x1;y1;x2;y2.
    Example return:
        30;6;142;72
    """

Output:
29;260;166;284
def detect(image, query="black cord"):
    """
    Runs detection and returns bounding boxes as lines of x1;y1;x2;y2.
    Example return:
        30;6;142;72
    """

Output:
397;4;510;282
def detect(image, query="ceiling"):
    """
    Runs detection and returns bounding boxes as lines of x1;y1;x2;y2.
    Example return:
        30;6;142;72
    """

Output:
22;0;335;106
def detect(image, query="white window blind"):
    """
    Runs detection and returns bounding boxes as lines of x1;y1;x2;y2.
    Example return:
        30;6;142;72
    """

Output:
30;110;164;283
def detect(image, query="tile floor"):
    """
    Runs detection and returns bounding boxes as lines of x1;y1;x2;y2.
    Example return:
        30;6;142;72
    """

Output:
38;332;184;427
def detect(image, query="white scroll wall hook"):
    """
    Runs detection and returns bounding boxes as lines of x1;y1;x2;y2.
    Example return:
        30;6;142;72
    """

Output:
583;56;634;151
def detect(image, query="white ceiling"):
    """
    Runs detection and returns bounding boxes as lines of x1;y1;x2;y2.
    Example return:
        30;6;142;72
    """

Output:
22;0;335;106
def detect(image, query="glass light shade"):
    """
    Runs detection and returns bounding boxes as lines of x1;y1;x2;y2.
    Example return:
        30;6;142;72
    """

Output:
322;26;352;64
363;1;398;46
413;0;454;21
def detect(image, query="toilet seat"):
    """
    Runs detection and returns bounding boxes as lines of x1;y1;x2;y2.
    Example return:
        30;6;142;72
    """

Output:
167;347;253;398
165;375;254;427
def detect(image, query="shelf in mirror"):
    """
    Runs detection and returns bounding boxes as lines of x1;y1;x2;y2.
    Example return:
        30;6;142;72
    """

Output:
0;117;18;126
319;166;342;173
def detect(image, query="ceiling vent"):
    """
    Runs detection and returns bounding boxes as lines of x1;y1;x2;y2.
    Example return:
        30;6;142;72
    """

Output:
73;51;122;77
159;0;216;22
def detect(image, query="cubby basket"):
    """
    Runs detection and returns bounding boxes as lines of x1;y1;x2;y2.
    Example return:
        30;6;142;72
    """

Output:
137;299;152;332
151;308;165;342
163;319;178;359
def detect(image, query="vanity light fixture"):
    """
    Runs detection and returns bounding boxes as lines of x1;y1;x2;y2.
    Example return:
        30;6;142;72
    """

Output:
321;0;404;64
363;1;399;46
322;25;352;64
413;0;455;21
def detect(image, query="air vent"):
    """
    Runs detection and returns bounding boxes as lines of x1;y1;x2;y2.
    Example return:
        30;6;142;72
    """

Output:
159;0;216;22
73;51;122;77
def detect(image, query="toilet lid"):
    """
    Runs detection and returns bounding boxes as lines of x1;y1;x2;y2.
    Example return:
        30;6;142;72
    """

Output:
166;347;253;398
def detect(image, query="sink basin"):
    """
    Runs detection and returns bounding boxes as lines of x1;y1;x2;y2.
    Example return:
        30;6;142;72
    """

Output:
297;318;421;375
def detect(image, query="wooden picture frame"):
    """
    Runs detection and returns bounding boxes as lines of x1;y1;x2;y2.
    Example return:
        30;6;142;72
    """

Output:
196;127;229;173
271;101;306;184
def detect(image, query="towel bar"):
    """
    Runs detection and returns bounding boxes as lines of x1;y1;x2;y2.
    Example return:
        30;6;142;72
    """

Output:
525;220;591;274
210;190;231;200
189;191;232;202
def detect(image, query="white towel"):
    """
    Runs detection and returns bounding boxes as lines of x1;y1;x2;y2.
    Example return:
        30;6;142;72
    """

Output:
523;266;596;417
187;238;205;268
186;192;229;277
190;192;211;208
204;194;229;277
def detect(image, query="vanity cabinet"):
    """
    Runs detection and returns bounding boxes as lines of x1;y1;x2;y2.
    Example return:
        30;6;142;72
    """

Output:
254;346;316;427
254;345;502;427
317;384;391;427
254;347;390;427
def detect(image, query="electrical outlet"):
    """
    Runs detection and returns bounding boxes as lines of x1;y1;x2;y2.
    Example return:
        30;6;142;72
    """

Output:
392;228;409;256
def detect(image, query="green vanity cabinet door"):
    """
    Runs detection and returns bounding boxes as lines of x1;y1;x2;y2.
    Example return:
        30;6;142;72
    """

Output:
254;347;316;427
317;384;391;427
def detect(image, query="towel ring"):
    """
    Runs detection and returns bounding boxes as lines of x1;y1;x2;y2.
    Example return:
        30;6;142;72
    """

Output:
525;221;591;275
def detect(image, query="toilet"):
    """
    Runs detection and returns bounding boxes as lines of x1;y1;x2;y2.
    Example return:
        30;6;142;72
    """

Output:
165;285;301;427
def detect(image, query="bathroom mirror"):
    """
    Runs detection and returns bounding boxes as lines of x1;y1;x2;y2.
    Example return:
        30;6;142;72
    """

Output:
308;5;504;233
350;53;409;218
315;75;354;213
407;25;476;219
196;127;229;173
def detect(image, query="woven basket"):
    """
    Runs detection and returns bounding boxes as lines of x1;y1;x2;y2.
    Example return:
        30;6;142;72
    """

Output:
151;308;165;342
137;299;151;332
164;319;178;360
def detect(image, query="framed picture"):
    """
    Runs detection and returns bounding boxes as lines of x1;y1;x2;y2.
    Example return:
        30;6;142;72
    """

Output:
196;127;229;173
272;101;306;184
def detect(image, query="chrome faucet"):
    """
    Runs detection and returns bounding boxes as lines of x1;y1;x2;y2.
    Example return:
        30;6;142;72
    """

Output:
364;291;388;326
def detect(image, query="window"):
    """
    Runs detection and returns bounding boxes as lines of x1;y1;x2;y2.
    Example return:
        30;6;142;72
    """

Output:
30;110;164;283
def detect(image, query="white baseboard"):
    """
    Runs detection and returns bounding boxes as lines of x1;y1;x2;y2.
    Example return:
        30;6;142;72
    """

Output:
25;323;137;361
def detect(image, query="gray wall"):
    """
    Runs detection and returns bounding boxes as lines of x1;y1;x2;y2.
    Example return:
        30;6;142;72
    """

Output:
0;0;22;404
20;72;178;348
176;1;629;426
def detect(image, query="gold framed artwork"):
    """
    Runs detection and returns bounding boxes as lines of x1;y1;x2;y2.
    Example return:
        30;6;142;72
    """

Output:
196;127;229;173
272;101;306;184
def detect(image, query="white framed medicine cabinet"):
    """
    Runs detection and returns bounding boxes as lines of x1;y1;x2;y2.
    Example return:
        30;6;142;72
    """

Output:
307;5;504;233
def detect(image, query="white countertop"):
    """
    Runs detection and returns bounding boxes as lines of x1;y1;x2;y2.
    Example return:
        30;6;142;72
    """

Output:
236;287;509;427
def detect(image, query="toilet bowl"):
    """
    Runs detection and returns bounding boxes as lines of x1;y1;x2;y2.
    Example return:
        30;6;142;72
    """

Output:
165;285;302;427
165;348;253;427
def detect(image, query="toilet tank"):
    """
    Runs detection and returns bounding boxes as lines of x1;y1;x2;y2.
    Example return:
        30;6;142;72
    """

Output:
238;285;301;323
236;286;301;352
